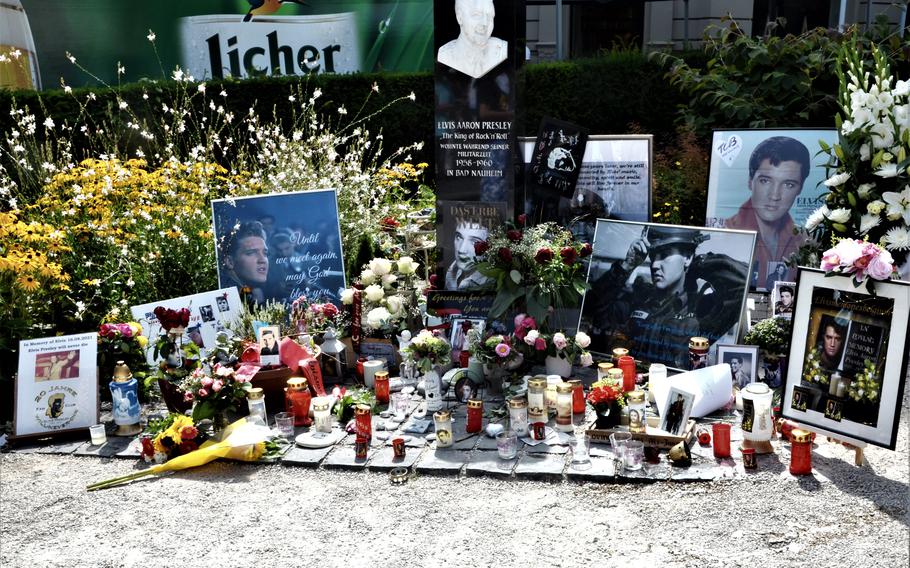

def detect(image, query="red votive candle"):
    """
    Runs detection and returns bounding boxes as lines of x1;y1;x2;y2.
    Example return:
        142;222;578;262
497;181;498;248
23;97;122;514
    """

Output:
568;379;585;414
466;399;483;433
285;377;312;427
789;429;813;475
354;403;372;440
374;371;390;404
712;423;731;458
618;355;636;392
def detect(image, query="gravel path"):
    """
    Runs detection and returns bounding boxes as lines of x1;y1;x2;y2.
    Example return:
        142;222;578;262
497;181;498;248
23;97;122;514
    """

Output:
2;394;908;568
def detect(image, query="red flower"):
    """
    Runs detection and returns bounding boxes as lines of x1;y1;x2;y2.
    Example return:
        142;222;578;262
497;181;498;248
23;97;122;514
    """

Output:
497;247;513;263
535;247;554;264
534;337;546;351
517;214;527;226
579;243;593;258
506;230;523;243
99;323;118;339
139;436;154;457
153;306;191;331
474;240;490;256
178;440;199;454
560;246;578;266
381;216;400;228
322;303;339;318
180;425;199;440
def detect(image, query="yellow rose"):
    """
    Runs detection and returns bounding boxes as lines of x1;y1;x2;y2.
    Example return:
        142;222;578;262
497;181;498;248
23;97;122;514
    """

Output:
136;335;149;349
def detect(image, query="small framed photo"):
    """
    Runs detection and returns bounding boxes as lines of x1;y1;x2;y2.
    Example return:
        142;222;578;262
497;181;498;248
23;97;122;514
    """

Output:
771;281;796;319
453;374;478;403
659;386;696;437
716;344;759;389
257;325;282;366
449;317;486;353
783;268;910;449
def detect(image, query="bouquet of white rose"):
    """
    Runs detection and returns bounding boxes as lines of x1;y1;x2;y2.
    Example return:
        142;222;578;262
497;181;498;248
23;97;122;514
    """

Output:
340;256;426;337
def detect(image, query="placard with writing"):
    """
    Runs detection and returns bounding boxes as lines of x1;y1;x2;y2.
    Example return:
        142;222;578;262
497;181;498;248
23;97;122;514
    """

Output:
438;200;508;291
15;332;98;439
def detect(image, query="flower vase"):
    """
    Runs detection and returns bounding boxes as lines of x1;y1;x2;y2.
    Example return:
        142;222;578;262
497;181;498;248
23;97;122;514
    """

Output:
545;354;573;378
483;364;506;396
594;402;621;429
213;410;228;435
423;367;443;412
157;378;191;414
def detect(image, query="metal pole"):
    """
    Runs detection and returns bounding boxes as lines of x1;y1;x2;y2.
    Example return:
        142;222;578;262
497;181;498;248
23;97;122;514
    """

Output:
556;0;563;60
684;0;689;51
865;0;873;31
838;0;847;32
900;3;907;38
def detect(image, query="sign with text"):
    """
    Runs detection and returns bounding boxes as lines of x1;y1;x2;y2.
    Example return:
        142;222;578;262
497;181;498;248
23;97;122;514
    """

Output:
179;14;360;80
211;189;346;306
14;332;98;439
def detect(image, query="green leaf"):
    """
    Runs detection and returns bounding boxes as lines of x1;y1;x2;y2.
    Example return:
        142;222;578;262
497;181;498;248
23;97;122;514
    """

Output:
192;400;216;422
489;287;522;318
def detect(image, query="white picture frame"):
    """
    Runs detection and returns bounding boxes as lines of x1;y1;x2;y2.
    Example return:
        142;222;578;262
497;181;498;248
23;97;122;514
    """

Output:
715;344;759;389
783;268;910;449
659;386;696;437
14;332;99;440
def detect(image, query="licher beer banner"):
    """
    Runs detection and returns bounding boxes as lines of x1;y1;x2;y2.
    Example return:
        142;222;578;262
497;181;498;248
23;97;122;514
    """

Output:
6;0;433;90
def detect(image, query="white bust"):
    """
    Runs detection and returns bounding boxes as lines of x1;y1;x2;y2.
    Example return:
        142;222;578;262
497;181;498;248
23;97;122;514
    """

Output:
437;0;508;79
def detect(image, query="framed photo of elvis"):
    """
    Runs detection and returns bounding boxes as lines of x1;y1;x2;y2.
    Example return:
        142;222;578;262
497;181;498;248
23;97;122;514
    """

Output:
13;332;99;440
519;135;652;242
579;219;756;370
782;268;910;449
715;344;759;390
704;128;837;291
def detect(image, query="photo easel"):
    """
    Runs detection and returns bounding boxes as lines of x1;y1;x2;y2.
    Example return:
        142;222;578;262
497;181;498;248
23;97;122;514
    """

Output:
795;423;867;466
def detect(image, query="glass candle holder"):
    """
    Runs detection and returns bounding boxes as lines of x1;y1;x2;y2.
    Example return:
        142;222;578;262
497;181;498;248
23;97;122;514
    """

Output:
618;355;636;392
496;430;518;460
285;377;312;427
688;336;709;370
392;437;406;459
508;397;529;437
545;375;562;411
434;410;453;448
555;383;574;432
527;376;547;417
466;399;483;433
89;424;107;446
374;371;390;404
312;397;332;433
390;392;408;421
354;435;369;460
622;440;644;471
597;362;614;380
612;347;629;364
570;432;591;470
274;412;295;439
354;404;372;440
648;363;667;403
741;382;773;443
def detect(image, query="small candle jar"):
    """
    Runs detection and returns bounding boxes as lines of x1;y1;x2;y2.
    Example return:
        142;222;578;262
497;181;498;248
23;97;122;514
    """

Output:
627;389;647;434
466;399;484;433
312;397;332;433
109;361;141;436
363;359;384;388
612;347;628;364
555;383;574;432
246;387;267;426
434;409;454;448
742;447;757;470
618;356;636;392
285;377;312;427
688;336;709;370
597;362;614;380
741;382;774;445
568;379;585;414
712;423;732;458
354;403;372;440
648;363;667;403
789;428;813;475
527;376;547;416
354;435;369;459
392;437;406;458
545;375;562;411
607;367;625;390
508;397;529;437
496;430;518;460
374;370;390;404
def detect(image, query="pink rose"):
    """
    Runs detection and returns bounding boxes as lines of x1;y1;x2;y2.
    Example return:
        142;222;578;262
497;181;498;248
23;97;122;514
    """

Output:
211;380;223;392
183;392;194;402
513;313;528;329
833;239;865;268
552;332;568;350
820;250;841;272
867;250;895;280
534;337;546;351
201;377;214;388
197;388;208;397
117;323;134;338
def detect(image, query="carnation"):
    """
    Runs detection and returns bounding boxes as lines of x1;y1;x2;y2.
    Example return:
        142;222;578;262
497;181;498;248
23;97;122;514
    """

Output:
882;226;910;251
824;172;851;187
805;206;829;231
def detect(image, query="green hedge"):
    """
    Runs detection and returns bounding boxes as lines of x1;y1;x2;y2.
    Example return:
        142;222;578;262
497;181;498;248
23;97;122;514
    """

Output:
0;53;691;183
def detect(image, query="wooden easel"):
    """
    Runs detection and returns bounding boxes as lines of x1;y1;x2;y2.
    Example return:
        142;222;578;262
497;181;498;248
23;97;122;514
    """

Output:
796;424;866;466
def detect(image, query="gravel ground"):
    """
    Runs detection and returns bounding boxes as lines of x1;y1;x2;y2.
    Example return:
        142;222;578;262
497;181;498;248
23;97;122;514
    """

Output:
2;394;907;568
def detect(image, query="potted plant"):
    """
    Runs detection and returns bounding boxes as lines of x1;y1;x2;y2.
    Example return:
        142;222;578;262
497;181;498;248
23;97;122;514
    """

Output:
541;330;594;378
743;316;792;389
587;377;625;429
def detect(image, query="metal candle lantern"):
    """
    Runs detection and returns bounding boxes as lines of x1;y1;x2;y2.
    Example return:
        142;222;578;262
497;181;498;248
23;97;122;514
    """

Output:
109;361;141;436
319;327;347;380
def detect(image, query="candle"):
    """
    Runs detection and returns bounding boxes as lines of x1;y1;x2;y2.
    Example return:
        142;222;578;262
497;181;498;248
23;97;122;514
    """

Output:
285;377;312;427
617;356;636;392
466;399;483;433
312;397;332;433
828;372;841;396
528;376;546;416
627;390;646;434
374;370;390;403
789;429;813;475
354;403;372;440
362;359;385;388
246;387;268;427
434;410;453;448
568;379;585;414
555;383;574;432
508;397;529;437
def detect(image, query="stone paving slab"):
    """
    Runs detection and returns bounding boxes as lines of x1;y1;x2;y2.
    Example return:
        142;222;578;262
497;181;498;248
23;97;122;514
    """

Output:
322;446;373;470
368;447;421;471
475;434;501;451
523;442;569;455
114;437;143;459
72;437;132;458
617;459;671;482
566;456;616;482
514;453;567;481
465;450;516;479
414;449;470;476
35;440;85;455
281;446;334;468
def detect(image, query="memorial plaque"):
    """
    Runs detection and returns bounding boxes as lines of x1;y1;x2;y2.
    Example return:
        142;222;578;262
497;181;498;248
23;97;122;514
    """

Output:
434;0;519;209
